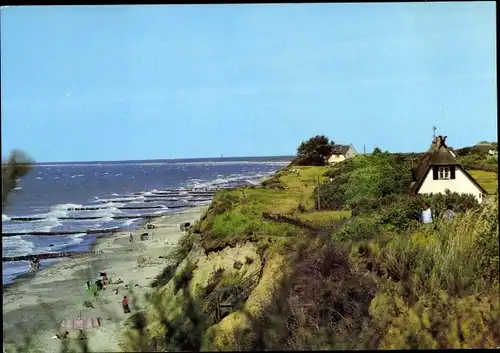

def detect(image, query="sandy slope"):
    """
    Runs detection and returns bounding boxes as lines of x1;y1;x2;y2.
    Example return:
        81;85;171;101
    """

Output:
3;206;207;353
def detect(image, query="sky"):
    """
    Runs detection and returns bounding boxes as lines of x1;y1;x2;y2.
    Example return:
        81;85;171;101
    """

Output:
1;3;497;163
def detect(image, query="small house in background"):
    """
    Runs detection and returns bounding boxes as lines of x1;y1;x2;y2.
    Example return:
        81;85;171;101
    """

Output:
327;144;357;164
410;135;487;203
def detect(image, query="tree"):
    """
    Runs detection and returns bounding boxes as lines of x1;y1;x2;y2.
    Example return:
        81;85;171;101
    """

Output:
372;147;382;155
2;149;34;207
294;135;335;166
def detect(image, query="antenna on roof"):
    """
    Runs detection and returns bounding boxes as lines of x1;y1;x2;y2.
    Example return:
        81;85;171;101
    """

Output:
432;125;437;141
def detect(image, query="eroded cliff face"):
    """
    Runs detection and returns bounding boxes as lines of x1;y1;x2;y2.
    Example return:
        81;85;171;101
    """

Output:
201;253;288;351
120;241;272;351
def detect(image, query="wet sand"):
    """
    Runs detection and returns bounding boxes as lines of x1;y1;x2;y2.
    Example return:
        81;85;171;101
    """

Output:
3;206;207;353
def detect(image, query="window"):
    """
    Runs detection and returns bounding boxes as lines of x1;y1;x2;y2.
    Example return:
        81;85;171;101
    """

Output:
438;167;450;180
432;166;456;180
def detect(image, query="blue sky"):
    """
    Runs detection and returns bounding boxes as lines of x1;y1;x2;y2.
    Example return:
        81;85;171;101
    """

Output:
1;3;496;162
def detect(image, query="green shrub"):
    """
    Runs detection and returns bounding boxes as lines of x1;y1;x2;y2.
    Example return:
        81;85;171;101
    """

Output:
376;196;424;231
427;191;480;215
317;153;415;211
335;217;380;241
314;180;346;210
349;195;400;216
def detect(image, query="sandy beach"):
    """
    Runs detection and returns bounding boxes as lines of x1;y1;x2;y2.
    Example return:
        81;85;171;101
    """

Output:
3;206;207;353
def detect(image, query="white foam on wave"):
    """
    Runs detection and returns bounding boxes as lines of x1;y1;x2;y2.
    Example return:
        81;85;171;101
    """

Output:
2;236;36;257
143;189;160;197
184;170;276;190
121;218;140;227
245;179;260;185
92;196;144;203
36;177;43;180
3;214;10;221
71;174;85;178
2;233;89;258
39;233;87;253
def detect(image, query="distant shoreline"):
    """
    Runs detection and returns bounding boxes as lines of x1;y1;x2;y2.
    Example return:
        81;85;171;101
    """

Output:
30;156;296;166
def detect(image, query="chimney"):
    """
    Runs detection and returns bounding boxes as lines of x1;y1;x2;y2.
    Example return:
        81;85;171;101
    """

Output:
436;135;448;148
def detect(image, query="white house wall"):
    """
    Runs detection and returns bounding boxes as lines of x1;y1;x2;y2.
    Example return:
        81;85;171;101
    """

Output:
418;167;484;203
345;146;356;158
328;155;346;164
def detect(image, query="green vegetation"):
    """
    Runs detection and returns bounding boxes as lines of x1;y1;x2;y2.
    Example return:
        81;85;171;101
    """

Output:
468;170;498;194
116;136;498;351
455;142;498;171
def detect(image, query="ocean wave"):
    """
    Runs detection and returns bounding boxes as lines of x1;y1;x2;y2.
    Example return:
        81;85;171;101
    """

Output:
184;172;264;189
2;233;88;258
2;217;62;233
2;236;35;257
92;196;144;203
121;218;141;227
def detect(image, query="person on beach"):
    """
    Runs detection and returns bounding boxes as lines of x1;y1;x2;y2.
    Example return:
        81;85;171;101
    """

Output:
122;296;131;313
101;272;109;285
31;257;40;271
129;233;134;242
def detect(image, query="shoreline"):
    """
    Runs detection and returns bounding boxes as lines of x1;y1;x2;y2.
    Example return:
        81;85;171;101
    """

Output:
3;205;208;353
2;206;206;289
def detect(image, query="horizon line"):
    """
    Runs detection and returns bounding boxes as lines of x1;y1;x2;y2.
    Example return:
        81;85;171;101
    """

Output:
31;155;297;165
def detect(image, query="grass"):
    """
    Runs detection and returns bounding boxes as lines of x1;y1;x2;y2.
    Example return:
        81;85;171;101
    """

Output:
467;170;498;194
279;166;329;210
295;210;351;225
198;166;330;252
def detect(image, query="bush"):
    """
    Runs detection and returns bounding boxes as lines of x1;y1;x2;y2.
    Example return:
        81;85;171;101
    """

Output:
349;195;400;216
376;196;424;231
317;153;415;211
335;217;380;241
261;176;284;189
427;191;480;215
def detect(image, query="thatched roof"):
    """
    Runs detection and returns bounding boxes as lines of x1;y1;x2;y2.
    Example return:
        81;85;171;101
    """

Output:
330;144;351;156
410;136;487;194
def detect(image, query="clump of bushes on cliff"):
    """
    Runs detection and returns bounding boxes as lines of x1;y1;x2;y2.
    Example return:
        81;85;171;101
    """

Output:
314;153;415;211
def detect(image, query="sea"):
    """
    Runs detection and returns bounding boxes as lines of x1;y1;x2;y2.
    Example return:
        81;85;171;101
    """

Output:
2;157;292;285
